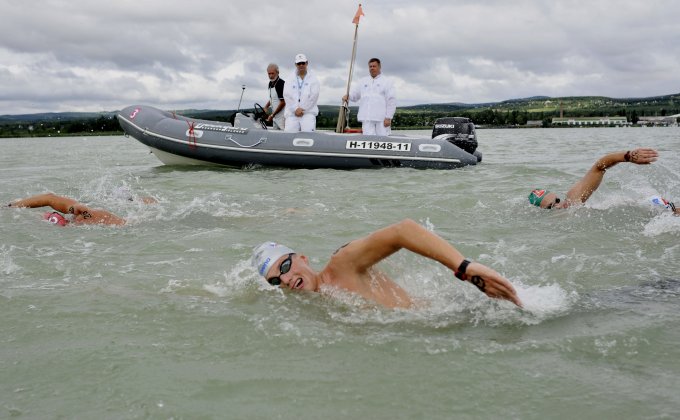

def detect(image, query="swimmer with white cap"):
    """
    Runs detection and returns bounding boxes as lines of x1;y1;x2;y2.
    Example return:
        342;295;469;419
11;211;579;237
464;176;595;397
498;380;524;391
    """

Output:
252;219;522;309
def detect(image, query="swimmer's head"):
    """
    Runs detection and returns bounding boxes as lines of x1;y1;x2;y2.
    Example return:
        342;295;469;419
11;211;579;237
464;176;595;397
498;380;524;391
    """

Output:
252;241;295;277
529;189;563;209
111;186;134;201
43;211;68;226
111;187;157;204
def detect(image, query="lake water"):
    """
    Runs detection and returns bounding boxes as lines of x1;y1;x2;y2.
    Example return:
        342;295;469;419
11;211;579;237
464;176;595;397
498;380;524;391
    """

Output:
1;127;679;419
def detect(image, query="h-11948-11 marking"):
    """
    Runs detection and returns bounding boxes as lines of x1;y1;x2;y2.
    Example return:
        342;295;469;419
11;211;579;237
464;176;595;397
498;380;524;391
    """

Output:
345;140;411;152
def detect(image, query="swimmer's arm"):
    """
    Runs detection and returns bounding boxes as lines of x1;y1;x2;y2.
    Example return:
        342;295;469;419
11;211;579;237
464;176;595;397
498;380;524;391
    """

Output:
9;193;86;213
342;219;464;271
565;148;658;204
10;193;124;225
337;219;522;306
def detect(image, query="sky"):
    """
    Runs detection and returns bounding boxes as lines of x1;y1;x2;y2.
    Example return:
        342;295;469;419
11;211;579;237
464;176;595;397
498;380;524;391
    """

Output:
1;0;678;115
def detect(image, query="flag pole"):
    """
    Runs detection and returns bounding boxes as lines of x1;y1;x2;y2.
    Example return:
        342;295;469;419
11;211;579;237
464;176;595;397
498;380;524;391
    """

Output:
336;4;364;133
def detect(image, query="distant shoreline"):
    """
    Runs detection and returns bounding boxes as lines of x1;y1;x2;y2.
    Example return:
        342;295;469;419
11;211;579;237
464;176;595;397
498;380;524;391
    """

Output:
2;92;678;137
3;125;677;139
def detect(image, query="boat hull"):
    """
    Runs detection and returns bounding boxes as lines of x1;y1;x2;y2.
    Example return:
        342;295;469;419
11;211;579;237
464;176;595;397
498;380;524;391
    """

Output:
117;105;480;170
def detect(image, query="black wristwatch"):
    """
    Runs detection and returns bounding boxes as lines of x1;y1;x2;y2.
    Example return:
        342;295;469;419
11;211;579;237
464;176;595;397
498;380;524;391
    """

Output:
455;259;471;281
455;258;487;292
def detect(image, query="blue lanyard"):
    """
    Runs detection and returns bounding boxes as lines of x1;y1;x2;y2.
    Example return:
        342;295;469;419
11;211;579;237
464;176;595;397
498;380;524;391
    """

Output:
296;76;304;102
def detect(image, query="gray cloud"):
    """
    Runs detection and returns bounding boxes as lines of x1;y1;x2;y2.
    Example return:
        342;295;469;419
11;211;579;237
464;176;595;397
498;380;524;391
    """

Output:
1;0;678;114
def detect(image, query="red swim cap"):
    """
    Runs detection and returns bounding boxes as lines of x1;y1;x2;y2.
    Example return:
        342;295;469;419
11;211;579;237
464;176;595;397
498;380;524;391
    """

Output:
43;211;68;226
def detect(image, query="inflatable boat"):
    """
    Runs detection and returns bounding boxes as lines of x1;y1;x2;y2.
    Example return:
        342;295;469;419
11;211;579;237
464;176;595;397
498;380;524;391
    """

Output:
116;105;482;170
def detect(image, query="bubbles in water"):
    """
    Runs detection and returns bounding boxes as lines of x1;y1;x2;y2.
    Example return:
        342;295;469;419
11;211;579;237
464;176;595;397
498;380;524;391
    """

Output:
643;212;680;236
0;245;21;276
515;282;575;322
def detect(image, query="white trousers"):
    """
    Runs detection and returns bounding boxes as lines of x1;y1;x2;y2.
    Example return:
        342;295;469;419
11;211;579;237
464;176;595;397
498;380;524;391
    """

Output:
285;114;316;132
361;120;391;136
272;115;285;130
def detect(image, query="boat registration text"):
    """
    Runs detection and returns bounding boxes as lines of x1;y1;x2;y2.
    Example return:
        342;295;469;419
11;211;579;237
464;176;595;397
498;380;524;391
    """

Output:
345;140;411;152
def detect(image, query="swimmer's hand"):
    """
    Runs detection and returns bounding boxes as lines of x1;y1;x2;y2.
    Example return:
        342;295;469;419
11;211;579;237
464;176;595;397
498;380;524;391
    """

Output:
456;261;523;308
626;148;658;165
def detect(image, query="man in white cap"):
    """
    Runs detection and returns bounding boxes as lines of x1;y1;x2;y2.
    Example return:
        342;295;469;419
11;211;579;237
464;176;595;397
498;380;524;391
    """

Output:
282;53;320;132
342;58;396;136
252;219;522;309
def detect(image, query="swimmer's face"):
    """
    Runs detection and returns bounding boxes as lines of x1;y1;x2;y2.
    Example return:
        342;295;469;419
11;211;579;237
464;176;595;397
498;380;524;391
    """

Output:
540;192;567;209
265;253;316;292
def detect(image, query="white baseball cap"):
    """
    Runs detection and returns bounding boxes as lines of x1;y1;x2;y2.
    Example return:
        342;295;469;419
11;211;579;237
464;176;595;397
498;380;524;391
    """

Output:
294;53;308;64
252;242;295;277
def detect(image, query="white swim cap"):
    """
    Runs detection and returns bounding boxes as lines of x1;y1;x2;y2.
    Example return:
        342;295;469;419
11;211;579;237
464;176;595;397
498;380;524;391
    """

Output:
252;242;295;277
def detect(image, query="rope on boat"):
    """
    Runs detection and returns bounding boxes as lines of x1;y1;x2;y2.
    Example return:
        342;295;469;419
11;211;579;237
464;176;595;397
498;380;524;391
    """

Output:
185;120;197;149
225;135;266;148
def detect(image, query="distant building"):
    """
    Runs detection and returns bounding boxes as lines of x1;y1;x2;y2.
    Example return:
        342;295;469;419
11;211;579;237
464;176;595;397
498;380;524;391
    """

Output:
552;116;629;126
637;116;677;127
526;120;543;127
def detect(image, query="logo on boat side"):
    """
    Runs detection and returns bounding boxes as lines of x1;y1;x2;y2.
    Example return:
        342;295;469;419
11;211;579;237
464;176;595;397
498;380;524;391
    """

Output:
129;108;140;119
185;129;203;138
194;123;248;135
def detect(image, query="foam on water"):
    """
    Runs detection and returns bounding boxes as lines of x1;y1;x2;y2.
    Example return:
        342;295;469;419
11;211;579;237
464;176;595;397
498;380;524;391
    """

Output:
643;212;680;236
0;244;18;271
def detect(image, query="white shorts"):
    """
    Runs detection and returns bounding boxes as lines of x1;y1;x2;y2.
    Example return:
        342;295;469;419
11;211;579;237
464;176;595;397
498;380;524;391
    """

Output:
361;120;391;136
285;114;316;132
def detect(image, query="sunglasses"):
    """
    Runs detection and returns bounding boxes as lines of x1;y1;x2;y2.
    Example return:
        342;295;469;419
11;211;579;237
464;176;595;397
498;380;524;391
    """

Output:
547;197;561;209
296;62;307;65
267;253;294;286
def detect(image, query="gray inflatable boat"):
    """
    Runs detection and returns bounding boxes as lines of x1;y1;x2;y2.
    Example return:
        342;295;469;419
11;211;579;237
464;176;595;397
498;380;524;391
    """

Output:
117;105;482;169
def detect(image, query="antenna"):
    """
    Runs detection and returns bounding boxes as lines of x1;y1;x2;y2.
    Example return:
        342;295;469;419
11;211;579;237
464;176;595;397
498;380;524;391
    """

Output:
237;85;246;113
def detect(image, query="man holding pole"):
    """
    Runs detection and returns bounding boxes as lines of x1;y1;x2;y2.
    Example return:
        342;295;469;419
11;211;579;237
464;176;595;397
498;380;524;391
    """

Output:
342;58;396;136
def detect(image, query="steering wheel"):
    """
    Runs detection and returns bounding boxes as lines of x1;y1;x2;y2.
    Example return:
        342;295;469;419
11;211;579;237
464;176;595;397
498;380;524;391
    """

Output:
253;103;268;129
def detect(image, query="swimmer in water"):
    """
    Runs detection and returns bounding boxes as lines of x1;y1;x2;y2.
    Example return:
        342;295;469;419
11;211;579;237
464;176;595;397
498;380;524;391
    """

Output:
7;193;125;226
528;148;678;215
252;219;522;309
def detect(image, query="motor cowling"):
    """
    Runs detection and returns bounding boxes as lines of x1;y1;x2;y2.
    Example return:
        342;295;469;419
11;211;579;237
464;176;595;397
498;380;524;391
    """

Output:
431;117;478;155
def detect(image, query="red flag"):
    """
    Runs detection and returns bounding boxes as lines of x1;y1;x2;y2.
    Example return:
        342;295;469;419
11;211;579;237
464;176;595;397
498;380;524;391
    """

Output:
352;4;364;24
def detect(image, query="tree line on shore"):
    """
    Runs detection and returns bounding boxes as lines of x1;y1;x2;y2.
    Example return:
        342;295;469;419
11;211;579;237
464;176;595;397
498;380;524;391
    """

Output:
2;94;678;137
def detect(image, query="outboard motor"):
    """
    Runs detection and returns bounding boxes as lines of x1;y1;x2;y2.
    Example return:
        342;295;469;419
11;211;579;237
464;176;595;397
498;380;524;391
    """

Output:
431;117;481;162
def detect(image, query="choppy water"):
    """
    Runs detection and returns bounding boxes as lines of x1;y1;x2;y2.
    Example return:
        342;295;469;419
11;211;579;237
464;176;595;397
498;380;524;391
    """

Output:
1;127;679;419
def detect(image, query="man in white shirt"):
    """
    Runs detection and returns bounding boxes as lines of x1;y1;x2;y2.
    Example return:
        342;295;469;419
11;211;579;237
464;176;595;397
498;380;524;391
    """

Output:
283;53;320;132
342;58;396;136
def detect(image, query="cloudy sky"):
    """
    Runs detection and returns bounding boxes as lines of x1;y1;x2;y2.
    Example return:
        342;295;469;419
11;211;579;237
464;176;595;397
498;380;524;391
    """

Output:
1;0;678;115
